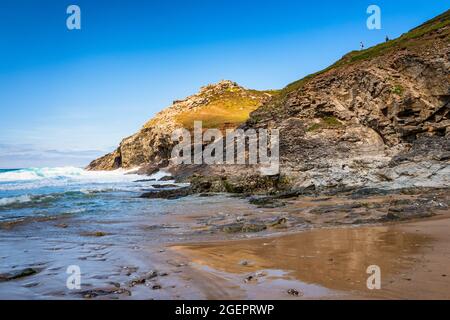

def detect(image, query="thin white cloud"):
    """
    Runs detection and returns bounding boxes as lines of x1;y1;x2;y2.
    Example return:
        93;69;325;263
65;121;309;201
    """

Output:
0;143;107;168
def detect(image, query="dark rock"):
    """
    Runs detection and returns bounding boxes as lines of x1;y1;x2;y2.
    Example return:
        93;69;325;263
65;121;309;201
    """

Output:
145;271;158;279
239;260;249;266
80;287;131;299
134;179;156;183
249;196;286;208
81;231;108;237
128;270;158;287
136;160;169;175
150;184;179;189
242;223;267;233
273;186;317;199
109;282;121;288
222;223;244;234
0;268;38;282
140;187;191;200
222;221;267;233
128;278;146;287
383;198;437;221
189;174;292;194
158;176;174;181
142;224;179;231
198;193;216;197
287;289;301;296
22;282;40;288
268;217;288;228
349;188;391;199
121;266;139;276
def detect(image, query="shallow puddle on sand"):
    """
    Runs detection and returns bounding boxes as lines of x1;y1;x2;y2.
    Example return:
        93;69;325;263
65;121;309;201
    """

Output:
172;224;433;298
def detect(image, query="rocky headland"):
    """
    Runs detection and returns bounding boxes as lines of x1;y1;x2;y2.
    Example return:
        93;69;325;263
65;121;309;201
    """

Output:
88;10;450;204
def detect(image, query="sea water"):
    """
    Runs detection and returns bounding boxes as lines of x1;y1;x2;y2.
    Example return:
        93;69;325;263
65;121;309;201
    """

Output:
0;167;168;224
0;167;249;299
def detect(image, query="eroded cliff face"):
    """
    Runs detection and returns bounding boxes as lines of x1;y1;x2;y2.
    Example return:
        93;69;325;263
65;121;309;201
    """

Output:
89;10;450;193
86;80;272;171
238;12;450;191
173;11;450;193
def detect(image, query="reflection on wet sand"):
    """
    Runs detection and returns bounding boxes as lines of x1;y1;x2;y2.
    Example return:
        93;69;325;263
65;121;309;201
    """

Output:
1;189;449;299
172;223;438;298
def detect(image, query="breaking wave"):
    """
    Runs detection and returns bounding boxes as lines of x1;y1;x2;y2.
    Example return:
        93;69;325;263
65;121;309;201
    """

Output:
0;167;144;191
0;166;173;221
0;195;34;206
0;167;138;182
0;193;60;209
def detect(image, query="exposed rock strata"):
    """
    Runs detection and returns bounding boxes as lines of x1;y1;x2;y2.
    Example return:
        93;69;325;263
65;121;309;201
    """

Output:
87;81;271;170
89;11;450;194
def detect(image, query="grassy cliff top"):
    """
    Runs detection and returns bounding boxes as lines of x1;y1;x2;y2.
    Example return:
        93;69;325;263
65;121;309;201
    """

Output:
143;80;271;130
278;9;450;101
174;86;270;129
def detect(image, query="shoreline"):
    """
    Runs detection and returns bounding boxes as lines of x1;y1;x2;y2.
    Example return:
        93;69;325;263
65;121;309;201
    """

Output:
0;186;449;300
170;213;450;299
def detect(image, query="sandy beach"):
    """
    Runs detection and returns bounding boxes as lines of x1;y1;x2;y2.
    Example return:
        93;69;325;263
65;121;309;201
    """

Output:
171;213;450;299
1;186;449;300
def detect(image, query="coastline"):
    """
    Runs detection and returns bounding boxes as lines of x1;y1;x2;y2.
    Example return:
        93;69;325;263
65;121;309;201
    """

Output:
0;182;449;299
1;3;449;305
170;213;450;300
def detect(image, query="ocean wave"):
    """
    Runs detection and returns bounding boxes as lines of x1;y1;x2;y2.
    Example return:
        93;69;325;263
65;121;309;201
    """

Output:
0;193;61;208
0;195;34;206
0;191;93;209
0;166;170;199
79;188;115;194
0;167;140;182
0;167;145;193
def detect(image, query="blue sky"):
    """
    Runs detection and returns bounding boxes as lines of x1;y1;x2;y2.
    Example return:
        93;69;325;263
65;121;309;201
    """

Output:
0;0;449;168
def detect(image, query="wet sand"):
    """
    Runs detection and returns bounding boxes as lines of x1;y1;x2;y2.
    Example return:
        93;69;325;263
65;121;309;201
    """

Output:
172;214;450;299
1;189;449;299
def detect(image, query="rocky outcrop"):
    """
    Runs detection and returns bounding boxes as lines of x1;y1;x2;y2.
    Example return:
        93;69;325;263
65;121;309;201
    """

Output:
89;10;450;193
242;10;450;191
176;10;450;193
87;80;271;171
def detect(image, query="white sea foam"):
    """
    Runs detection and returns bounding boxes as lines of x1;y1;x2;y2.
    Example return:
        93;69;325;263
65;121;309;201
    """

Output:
0;167;138;182
0;166;146;191
0;195;33;206
0;193;62;208
0;166;174;194
151;170;172;181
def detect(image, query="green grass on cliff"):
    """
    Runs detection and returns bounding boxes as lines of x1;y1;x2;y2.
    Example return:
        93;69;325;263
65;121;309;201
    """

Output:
175;88;269;129
391;84;404;96
270;9;450;106
307;116;343;132
335;14;449;65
